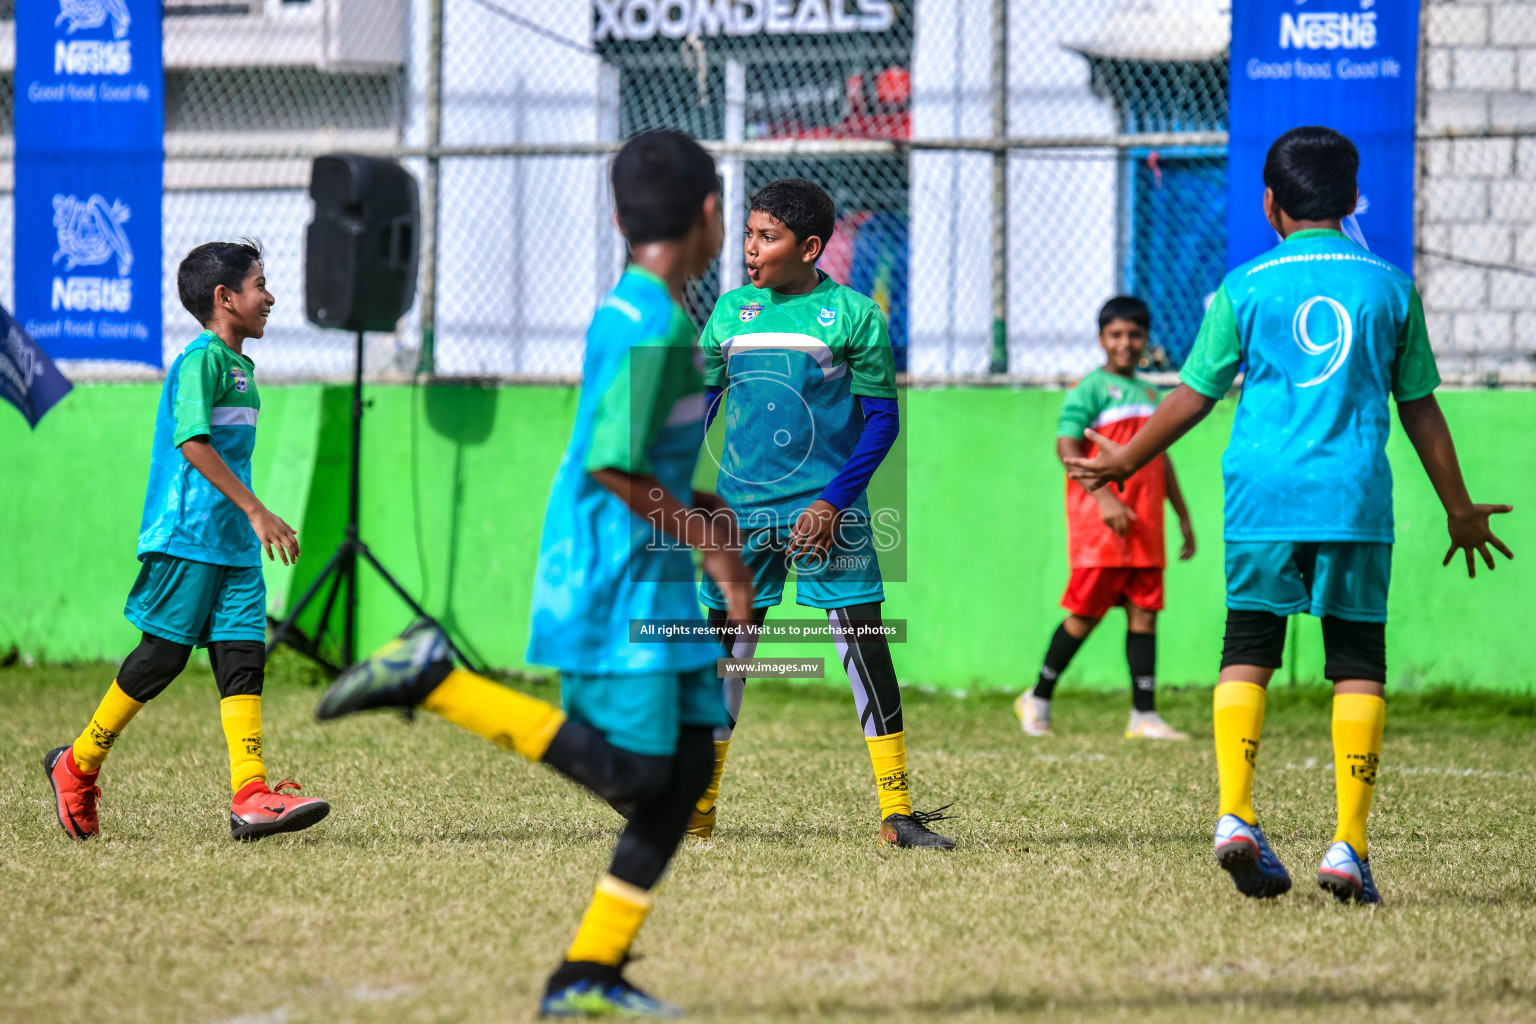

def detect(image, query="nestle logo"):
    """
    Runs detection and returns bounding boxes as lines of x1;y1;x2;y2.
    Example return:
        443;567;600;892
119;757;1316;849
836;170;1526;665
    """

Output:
54;39;132;76
52;276;132;313
1280;12;1377;51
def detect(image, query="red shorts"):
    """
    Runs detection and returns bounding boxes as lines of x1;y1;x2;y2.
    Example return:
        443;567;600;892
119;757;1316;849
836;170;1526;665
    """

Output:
1061;567;1164;618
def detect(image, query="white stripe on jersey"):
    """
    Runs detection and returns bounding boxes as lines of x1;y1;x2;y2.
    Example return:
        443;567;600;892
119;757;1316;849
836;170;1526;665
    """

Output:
720;332;847;381
665;391;706;426
600;295;643;323
210;406;258;426
1090;404;1155;430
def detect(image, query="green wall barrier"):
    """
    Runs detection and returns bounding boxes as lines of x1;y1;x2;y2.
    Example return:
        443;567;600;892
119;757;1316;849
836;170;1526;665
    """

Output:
3;383;1530;692
1;384;326;663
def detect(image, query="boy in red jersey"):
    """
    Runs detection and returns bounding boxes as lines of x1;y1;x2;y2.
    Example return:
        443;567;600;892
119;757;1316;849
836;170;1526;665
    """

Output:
1015;296;1195;739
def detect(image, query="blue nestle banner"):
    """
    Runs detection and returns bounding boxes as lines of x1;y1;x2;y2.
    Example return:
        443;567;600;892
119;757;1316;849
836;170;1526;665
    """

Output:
1228;0;1419;273
14;0;163;366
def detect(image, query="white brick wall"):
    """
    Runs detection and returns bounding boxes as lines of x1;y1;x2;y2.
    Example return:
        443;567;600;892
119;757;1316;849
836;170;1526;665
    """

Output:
1420;1;1536;368
1491;4;1536;44
1427;5;1488;47
1455;48;1515;91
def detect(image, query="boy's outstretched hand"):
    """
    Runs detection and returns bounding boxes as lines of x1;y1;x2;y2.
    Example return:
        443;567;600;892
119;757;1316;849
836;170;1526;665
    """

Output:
1063;428;1132;492
1443;504;1514;578
251;508;301;566
1397;394;1514;579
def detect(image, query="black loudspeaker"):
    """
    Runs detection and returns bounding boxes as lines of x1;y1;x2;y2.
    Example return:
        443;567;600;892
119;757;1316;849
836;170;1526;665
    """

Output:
305;154;420;332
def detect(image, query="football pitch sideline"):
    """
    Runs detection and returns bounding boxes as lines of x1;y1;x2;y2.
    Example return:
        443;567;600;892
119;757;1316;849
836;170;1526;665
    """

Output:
3;663;1534;1024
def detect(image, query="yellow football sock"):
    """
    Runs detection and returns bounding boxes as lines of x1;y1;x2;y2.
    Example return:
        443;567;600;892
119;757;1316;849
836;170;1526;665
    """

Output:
420;668;565;762
72;680;145;773
866;730;912;820
1213;682;1266;825
1332;693;1386;858
220;695;266;794
566;875;653;967
694;739;731;816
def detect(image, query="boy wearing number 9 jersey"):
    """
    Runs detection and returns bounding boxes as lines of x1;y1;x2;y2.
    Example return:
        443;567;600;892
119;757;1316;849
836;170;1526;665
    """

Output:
1065;126;1513;906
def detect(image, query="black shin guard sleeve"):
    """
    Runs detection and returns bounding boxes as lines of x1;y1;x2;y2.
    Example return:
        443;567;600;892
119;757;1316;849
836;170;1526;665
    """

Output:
1220;610;1288;670
541;720;673;808
1321;617;1387;683
1036;623;1085;700
607;726;716;891
830;603;903;738
1126;632;1157;712
115;632;193;703
209;641;266;699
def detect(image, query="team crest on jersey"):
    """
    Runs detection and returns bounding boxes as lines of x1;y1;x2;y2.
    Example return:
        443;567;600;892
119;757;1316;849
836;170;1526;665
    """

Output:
739;302;763;322
817;307;837;327
1108;384;1122;400
231;368;248;393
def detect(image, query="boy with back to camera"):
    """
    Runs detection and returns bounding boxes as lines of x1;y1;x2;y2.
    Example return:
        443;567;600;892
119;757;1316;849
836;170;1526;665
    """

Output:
1067;126;1513;905
44;239;330;843
688;177;955;849
314;130;753;1018
1015;296;1196;741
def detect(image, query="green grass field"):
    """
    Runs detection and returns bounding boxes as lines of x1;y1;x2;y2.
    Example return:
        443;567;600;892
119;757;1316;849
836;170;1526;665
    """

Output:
3;661;1535;1024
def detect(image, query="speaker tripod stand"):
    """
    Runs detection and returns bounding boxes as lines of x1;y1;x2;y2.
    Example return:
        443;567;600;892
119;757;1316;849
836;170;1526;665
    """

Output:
265;330;475;675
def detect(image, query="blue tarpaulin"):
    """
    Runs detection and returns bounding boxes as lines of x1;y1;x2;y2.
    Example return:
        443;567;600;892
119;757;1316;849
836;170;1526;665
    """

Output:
14;0;164;365
1228;0;1419;273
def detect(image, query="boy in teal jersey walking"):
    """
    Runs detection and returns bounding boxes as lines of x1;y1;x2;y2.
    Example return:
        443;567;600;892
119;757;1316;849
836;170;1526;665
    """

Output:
44;240;329;843
314;131;754;1018
1068;127;1513;905
690;178;954;849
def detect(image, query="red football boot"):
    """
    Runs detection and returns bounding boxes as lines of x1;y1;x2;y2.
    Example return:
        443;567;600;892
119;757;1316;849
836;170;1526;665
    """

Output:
43;746;101;841
230;777;330;841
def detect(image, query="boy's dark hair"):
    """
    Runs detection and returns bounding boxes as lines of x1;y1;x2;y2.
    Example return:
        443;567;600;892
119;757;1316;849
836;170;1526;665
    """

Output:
1263;126;1359;222
611;130;720;244
749;178;836;249
1098;295;1151;332
178;238;264;325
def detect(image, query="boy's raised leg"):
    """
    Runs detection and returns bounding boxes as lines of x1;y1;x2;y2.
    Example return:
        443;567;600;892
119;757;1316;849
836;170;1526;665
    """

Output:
319;622;712;1015
544;726;712;1018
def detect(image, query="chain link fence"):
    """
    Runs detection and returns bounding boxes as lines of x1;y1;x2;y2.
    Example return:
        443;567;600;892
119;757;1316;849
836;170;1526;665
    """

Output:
8;0;1535;383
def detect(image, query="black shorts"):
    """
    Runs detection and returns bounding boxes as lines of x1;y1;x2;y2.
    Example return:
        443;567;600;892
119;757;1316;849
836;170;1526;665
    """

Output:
1220;610;1386;684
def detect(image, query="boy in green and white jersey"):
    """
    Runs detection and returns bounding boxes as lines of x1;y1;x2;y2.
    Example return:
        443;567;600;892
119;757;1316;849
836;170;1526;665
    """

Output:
692;178;953;849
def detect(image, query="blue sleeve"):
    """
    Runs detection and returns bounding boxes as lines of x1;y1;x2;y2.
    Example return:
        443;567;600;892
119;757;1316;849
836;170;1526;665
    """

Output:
818;397;899;510
704;385;724;429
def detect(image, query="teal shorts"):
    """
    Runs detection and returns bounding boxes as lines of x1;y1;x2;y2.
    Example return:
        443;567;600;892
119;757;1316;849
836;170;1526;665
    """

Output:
1225;541;1392;623
699;521;885;611
124;554;267;647
560;666;729;757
